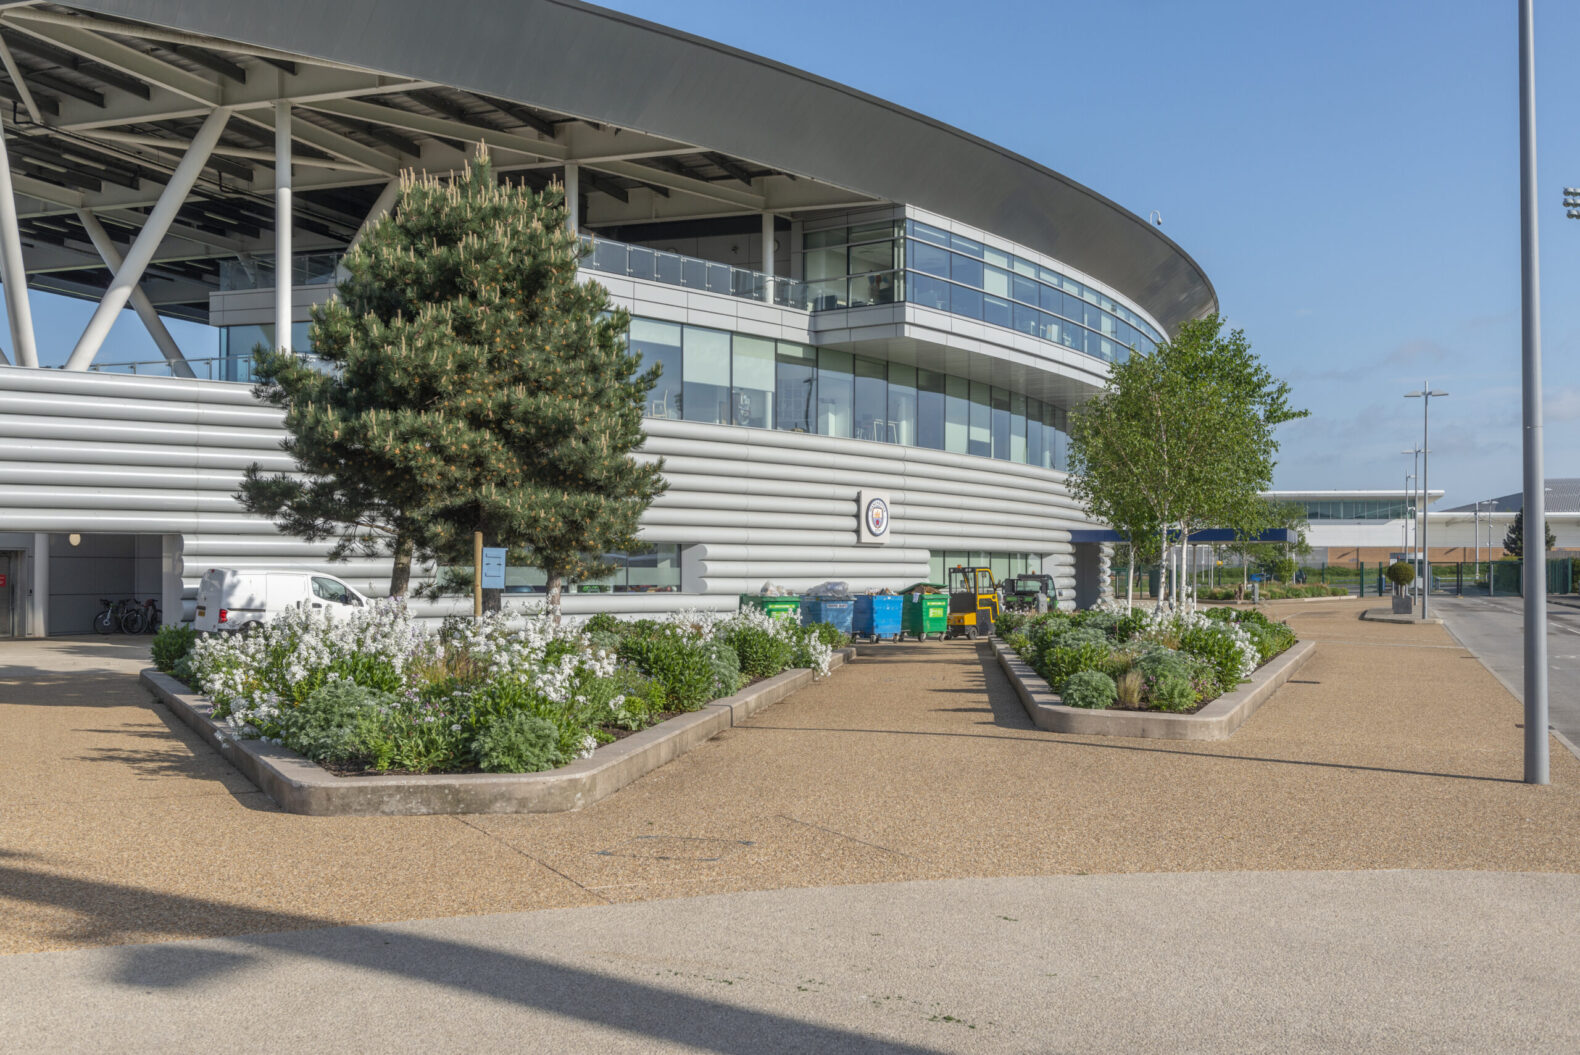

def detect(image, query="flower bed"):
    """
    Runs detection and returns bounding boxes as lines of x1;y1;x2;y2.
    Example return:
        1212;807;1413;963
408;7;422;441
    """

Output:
150;605;845;775
996;603;1297;713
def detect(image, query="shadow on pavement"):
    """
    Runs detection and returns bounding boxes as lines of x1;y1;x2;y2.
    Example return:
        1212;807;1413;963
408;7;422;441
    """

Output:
2;862;950;1055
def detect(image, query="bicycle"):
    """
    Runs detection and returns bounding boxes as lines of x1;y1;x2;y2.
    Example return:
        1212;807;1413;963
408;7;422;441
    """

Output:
93;598;131;635
121;597;161;635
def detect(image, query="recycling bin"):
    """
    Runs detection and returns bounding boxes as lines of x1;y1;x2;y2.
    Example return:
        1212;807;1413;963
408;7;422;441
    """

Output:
852;594;903;642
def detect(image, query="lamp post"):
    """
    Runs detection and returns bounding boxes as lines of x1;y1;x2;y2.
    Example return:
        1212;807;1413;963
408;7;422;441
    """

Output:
1404;386;1447;619
1402;448;1423;572
1403;473;1415;560
1518;0;1547;784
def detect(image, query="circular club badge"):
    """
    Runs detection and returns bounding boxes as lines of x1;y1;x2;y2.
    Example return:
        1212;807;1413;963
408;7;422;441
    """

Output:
864;496;890;538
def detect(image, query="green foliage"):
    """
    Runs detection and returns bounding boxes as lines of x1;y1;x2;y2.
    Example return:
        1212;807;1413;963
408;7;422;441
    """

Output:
1041;640;1112;688
584;612;621;635
1503;510;1555;558
1061;669;1118;709
275;680;396;763
1385;561;1415;587
1134;647;1202;711
702;639;744;698
619;630;716;711
243;148;666;611
720;621;794;680
472;711;566;773
806;621;851;650
151;624;197;674
1025;612;1075;653
996;610;1030;635
1067;315;1306;603
1177;623;1246;693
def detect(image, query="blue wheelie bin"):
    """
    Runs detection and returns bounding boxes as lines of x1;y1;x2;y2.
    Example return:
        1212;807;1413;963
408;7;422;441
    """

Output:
852;595;902;642
800;597;854;637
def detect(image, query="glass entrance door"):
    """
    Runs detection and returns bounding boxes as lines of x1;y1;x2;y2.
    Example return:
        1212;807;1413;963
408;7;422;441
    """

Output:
0;552;17;638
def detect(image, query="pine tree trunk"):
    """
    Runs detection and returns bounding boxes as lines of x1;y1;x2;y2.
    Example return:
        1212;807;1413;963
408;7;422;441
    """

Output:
546;571;564;624
388;535;413;599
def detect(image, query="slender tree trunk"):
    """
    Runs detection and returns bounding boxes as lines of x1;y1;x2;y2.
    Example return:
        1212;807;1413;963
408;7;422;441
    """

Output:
546;570;563;625
388;535;414;600
1126;543;1135;609
1157;523;1169;608
1181;529;1191;612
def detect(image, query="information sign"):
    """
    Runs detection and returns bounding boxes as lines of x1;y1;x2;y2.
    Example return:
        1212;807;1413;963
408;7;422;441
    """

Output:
480;547;508;590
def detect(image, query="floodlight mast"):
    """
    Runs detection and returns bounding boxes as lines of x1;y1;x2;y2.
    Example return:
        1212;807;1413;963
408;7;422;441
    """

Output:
1403;388;1446;619
1519;0;1548;785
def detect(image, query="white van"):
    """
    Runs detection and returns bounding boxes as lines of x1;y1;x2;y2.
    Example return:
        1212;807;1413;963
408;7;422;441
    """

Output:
194;568;370;633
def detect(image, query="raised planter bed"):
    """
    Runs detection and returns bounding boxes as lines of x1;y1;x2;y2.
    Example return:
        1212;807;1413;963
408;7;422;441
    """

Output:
141;647;854;816
994;638;1315;741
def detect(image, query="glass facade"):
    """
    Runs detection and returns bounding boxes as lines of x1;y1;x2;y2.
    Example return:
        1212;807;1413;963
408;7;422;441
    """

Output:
628;317;1070;470
504;544;682;593
798;219;1162;364
218;252;343;292
928;551;1044;585
218;322;312;382
1302;499;1413;520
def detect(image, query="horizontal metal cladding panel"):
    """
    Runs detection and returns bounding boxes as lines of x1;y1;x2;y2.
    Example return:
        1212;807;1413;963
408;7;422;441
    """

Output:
0;485;238;513
898;533;1071;553
640;527;860;547
0;366;264;406
658;469;1084;518
645;418;1072;484
0;463;252;492
181;536;395;558
643;508;858;533
0;440;294;474
694;562;930;581
650;492;856;517
690;545;931;564
657;456;1075;509
699;578;927;595
0;417;284;452
0;390;283;430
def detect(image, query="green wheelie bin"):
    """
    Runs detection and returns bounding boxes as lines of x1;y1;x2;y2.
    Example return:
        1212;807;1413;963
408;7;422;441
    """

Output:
900;588;949;641
739;594;801;622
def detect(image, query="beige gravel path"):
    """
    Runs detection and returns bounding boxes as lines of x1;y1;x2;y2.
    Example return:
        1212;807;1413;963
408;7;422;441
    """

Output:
3;597;1576;955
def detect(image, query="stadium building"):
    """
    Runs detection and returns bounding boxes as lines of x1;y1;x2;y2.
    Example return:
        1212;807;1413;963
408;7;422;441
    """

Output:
0;0;1216;636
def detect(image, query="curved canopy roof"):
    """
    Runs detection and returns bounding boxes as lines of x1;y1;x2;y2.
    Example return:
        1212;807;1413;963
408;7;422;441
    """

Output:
56;0;1217;332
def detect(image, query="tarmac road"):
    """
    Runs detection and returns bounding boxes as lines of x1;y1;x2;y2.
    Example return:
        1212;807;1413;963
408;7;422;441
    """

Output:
1432;594;1580;754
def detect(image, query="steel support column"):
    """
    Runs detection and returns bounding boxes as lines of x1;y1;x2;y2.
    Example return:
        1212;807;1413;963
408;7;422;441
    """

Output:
274;100;292;353
76;210;194;378
564;162;578;232
64;107;232;371
0;127;39;367
347;178;401;252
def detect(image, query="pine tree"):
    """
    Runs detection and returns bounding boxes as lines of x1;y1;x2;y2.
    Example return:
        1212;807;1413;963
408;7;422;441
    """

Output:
1503;509;1555;558
241;148;665;614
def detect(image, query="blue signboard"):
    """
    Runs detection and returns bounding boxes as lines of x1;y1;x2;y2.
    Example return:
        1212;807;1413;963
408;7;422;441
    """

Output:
480;547;507;590
1248;573;1264;583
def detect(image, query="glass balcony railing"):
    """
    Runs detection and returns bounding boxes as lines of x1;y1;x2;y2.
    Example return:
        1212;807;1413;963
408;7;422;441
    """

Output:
87;354;330;384
579;235;813;310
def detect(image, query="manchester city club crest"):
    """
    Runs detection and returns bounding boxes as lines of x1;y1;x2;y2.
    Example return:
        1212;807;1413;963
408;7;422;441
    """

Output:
865;496;889;537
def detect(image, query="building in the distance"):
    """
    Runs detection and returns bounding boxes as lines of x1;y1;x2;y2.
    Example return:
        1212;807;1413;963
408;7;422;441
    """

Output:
1265;489;1445;565
0;0;1216;637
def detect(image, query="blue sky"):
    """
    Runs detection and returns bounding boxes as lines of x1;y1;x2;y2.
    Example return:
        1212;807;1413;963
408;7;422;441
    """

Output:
16;1;1580;508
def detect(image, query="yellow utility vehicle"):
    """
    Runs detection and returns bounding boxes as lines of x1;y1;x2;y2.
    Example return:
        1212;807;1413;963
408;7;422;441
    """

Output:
945;565;1001;639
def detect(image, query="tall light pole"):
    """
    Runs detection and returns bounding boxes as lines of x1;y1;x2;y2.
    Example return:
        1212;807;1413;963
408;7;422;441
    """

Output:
1403;472;1415;561
1403;447;1423;572
1518;0;1547;785
1404;386;1447;619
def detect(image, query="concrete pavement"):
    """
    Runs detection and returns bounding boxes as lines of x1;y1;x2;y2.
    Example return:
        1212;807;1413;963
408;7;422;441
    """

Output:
3;870;1576;1054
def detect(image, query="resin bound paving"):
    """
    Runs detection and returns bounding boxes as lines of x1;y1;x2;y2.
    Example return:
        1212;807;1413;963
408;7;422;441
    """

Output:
3;597;1578;956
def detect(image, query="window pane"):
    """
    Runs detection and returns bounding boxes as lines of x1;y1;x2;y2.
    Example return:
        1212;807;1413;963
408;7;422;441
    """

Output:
1010;392;1027;463
969;380;991;458
854;355;887;441
950;253;984;288
1011;273;1038;305
944;374;969;454
949;233;984;258
817;348;853;437
990;554;1010;582
1047;404;1068;470
1013;303;1039;335
1038;312;1061;344
984;266;1010;298
681;326;730;425
982;294;1011;328
909;239;950;278
918;368;946;450
950;284;983;320
991;386;1010;461
775;342;817;433
804;247;846;281
625;544;680;592
909;272;950;310
849;240;894;274
888;363;917;446
1027;396;1046;468
984;245;1011;268
929;551;944;584
849;269;899;307
631;318;683;419
732;335;775;429
804;227;847;249
909;220;949;246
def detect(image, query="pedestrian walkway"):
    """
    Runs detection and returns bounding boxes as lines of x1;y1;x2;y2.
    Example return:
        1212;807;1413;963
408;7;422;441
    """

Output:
2;599;1577;958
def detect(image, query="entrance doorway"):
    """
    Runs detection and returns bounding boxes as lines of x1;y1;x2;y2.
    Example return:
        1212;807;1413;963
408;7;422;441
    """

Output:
0;551;19;638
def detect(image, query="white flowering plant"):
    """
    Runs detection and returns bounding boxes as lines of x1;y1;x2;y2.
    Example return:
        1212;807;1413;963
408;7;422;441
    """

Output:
173;599;842;774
